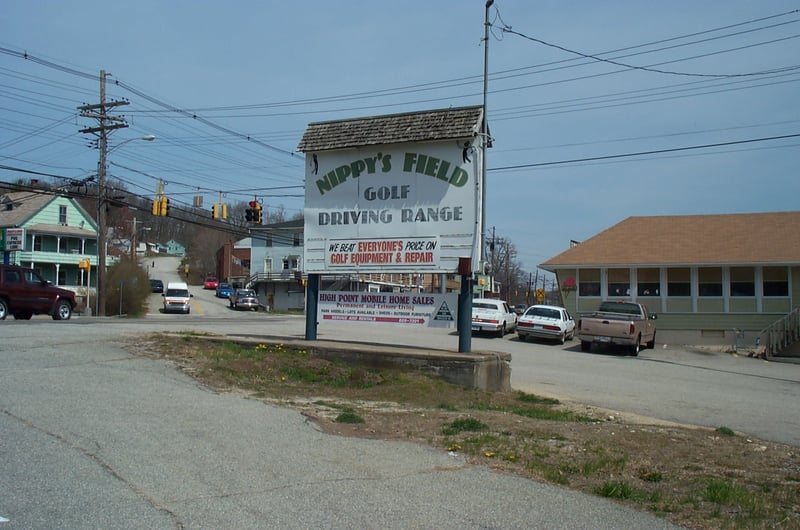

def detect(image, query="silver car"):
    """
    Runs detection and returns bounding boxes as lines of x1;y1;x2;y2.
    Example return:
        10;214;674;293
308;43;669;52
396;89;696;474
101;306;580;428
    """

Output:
229;289;259;311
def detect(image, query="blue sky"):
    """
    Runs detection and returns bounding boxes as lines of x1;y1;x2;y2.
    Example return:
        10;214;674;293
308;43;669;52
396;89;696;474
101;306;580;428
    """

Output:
2;1;798;274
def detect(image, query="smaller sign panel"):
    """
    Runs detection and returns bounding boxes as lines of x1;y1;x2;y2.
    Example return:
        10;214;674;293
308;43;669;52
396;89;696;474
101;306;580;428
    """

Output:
318;290;458;328
3;228;24;251
325;237;440;270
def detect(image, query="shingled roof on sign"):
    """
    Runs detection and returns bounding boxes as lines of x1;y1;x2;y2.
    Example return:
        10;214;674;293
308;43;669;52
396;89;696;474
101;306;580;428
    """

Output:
297;105;485;153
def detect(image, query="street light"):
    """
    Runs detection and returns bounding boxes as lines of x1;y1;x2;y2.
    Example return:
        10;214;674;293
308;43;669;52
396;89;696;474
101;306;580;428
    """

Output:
131;226;151;259
96;134;155;317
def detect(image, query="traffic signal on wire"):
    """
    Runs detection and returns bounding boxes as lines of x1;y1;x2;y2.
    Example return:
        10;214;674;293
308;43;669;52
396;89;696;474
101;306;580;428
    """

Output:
253;202;262;224
151;198;160;216
212;204;219;219
159;195;169;216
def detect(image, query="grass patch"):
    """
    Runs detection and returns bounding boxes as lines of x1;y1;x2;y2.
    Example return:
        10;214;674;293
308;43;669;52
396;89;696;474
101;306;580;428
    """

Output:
701;478;750;505
715;426;736;437
335;410;365;424
442;417;488;435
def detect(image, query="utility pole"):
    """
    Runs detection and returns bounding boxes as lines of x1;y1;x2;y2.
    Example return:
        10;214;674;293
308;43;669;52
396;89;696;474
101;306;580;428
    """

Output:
78;70;129;317
480;0;493;268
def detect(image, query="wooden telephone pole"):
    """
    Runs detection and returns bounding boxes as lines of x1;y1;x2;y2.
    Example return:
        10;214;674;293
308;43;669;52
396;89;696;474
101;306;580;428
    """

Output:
78;70;128;317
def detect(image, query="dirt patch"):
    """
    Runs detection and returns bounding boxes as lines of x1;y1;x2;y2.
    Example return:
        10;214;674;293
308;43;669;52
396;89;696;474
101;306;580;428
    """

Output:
131;334;800;529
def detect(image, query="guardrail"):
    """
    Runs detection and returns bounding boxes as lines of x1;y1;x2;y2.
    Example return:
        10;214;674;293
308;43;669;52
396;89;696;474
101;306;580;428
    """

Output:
759;306;800;356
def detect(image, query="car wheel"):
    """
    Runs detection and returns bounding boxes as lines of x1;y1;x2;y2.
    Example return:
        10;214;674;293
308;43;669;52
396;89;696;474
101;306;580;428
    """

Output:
558;332;565;345
646;332;656;349
0;298;8;320
629;336;641;356
580;340;591;352
567;329;575;341
496;323;506;338
53;299;72;320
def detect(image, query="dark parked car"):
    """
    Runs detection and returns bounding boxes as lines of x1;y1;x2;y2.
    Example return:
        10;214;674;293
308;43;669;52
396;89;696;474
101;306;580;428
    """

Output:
150;279;164;293
0;264;76;320
229;288;259;311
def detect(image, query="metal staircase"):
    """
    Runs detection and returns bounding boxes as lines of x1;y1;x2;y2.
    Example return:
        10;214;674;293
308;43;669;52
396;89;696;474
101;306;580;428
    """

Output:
759;307;800;357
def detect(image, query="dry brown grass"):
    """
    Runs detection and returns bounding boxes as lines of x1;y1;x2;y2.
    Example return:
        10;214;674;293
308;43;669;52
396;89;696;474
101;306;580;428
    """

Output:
133;333;800;530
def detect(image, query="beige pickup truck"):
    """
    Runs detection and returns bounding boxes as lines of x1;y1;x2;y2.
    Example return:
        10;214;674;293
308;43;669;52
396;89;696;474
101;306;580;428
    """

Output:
577;301;657;355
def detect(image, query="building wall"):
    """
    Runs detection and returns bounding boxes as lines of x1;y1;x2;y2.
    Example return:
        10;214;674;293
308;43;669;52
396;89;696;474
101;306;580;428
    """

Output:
555;264;798;344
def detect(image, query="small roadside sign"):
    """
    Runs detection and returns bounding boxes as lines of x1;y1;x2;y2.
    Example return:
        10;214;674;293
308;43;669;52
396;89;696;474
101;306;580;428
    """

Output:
2;228;24;251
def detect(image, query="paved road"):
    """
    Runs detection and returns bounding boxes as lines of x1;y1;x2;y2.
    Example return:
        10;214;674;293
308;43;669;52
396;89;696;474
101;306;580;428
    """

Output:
0;321;681;529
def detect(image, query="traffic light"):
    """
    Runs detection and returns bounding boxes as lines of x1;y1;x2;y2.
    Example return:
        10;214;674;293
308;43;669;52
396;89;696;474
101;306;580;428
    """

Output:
211;204;219;219
246;200;257;222
159;195;169;217
253;202;262;224
221;204;227;220
151;198;160;216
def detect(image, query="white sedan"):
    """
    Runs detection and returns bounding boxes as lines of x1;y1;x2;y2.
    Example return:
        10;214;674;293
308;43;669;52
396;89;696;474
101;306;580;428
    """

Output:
471;298;517;337
517;304;575;345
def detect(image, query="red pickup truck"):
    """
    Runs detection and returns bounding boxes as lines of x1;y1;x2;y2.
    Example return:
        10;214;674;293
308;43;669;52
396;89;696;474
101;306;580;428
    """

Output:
577;301;657;355
0;264;76;320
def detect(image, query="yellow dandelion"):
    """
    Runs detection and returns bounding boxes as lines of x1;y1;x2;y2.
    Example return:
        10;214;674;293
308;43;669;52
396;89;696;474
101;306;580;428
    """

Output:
484;451;495;458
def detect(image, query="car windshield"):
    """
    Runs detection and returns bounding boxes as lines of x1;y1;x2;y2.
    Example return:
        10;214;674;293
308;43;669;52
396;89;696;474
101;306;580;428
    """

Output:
166;288;189;297
527;307;560;319
238;290;256;297
218;283;231;288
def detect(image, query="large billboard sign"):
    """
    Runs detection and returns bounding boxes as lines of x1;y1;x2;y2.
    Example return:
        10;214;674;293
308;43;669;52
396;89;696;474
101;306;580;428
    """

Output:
304;142;480;273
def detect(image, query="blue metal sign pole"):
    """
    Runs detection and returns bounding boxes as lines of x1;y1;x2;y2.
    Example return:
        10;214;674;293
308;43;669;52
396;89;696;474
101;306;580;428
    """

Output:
305;273;319;340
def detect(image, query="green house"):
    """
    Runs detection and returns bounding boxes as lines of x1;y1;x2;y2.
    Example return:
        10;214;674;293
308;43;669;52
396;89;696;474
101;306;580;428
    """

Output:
1;190;98;287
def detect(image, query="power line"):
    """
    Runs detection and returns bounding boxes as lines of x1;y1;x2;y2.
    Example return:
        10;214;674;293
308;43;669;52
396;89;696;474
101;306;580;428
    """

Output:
497;10;800;78
488;133;800;172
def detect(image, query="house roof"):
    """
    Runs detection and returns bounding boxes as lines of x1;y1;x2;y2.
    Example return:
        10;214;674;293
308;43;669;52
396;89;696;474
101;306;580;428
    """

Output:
297;105;484;152
0;191;51;227
1;191;98;234
540;212;800;269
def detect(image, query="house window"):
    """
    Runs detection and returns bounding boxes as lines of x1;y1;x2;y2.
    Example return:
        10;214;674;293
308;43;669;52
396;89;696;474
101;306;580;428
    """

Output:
698;267;722;297
283;256;298;270
578;269;600;296
637;268;660;296
293;232;301;247
59;205;67;225
667;267;690;296
265;234;273;247
33;237;42;251
763;266;789;296
730;267;755;297
607;268;630;297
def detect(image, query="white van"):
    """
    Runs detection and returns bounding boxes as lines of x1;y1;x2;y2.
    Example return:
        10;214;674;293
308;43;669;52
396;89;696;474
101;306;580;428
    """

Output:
163;282;193;314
